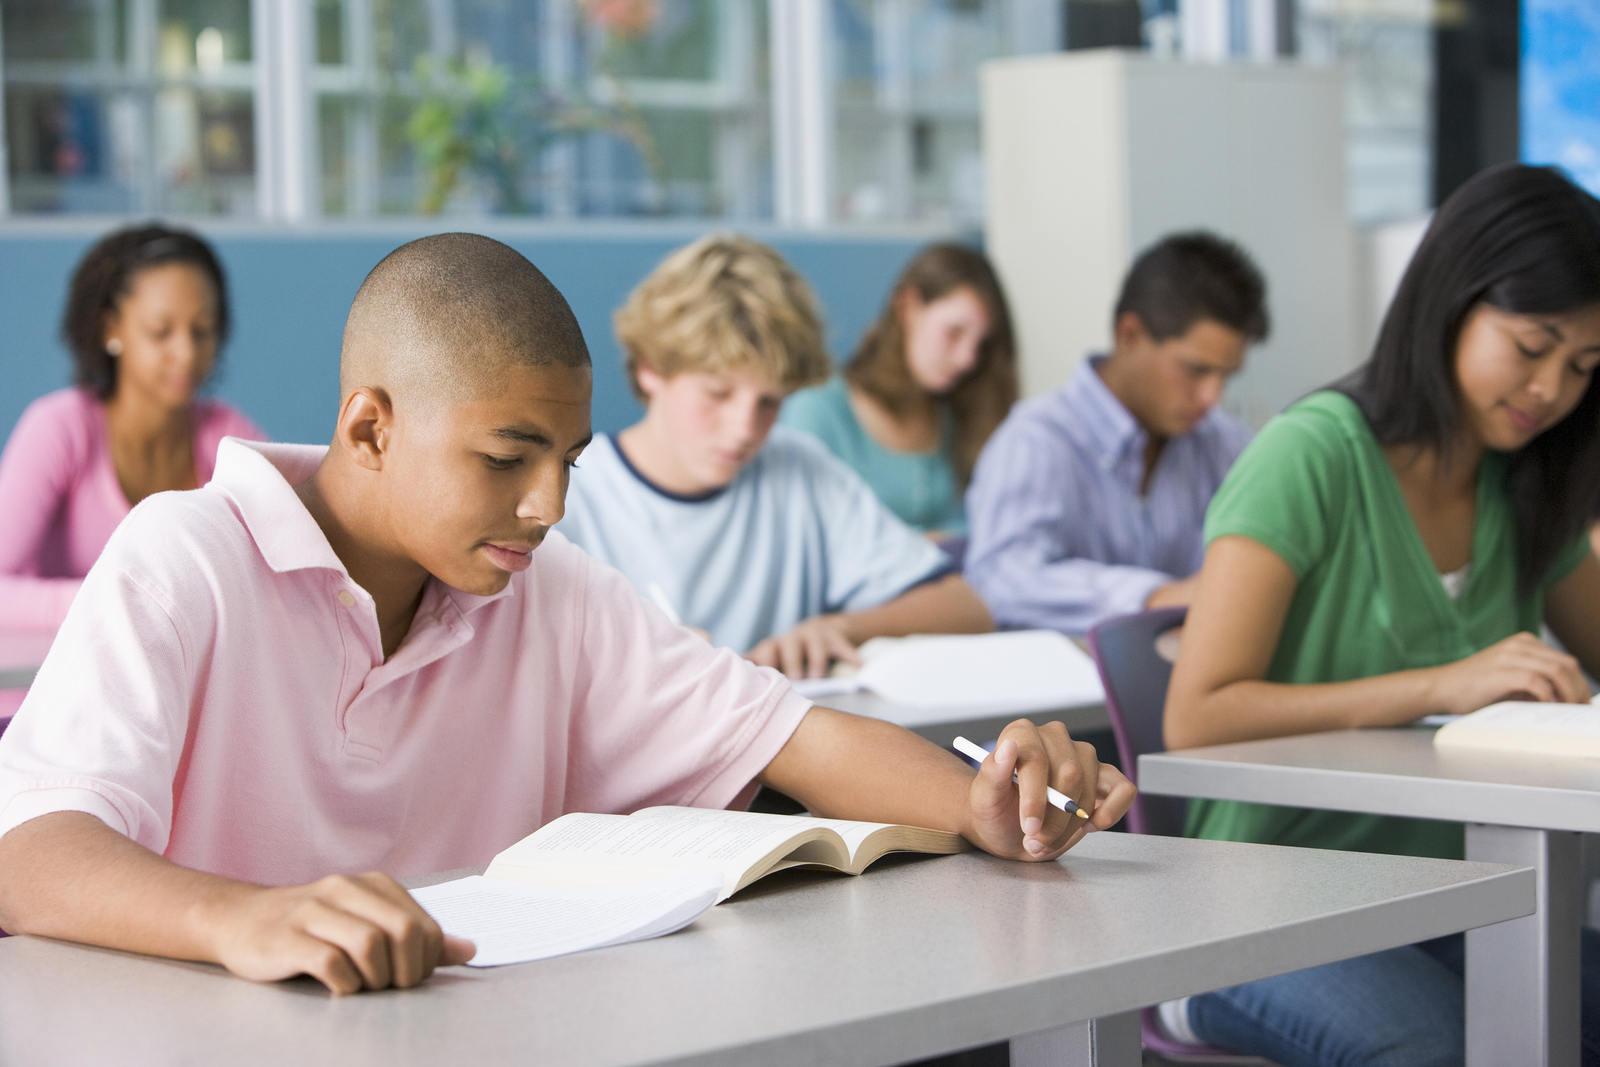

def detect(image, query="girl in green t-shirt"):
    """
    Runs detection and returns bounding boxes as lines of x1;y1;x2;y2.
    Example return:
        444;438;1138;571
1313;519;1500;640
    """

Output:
1163;165;1600;1066
780;244;1017;536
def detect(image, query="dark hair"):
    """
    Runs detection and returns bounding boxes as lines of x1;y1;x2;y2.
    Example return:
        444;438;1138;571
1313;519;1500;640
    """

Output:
61;224;231;400
846;243;1018;486
1114;231;1269;343
1340;163;1600;592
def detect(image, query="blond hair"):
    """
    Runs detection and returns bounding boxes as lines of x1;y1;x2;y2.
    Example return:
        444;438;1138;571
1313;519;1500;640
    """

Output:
615;233;830;400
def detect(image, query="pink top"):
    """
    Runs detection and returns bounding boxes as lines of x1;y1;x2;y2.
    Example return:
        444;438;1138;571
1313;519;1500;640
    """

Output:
0;387;266;629
0;439;812;885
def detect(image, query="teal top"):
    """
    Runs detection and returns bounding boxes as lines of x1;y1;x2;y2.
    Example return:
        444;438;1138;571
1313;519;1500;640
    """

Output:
781;376;966;535
1188;391;1592;859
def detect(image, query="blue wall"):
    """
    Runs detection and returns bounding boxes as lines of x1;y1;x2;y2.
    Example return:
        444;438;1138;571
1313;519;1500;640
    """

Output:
0;223;943;446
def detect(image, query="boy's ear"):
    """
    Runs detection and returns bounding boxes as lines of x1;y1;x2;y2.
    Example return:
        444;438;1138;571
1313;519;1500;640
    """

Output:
336;386;395;471
635;363;667;399
1113;310;1152;354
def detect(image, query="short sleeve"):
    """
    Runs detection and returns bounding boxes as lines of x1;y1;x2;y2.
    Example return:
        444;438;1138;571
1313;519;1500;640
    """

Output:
779;380;852;456
563;547;813;814
0;526;197;850
1543;530;1594;591
1203;403;1352;579
794;436;952;612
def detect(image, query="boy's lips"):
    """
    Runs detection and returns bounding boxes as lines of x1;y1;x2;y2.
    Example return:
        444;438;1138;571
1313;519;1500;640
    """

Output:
481;542;538;572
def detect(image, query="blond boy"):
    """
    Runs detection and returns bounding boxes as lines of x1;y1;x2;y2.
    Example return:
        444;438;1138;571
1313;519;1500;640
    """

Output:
558;234;993;678
0;234;1133;993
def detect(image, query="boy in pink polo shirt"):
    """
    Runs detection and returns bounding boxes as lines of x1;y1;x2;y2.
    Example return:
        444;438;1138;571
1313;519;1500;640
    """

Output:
0;234;1133;995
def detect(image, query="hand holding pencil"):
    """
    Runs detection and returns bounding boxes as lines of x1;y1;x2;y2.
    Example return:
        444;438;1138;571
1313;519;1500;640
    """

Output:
957;720;1136;861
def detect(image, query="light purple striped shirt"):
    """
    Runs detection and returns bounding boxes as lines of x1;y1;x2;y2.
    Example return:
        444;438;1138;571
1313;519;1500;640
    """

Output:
964;357;1250;635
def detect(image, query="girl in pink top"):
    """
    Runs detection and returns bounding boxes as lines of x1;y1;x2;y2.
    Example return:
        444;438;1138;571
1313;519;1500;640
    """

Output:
0;226;265;630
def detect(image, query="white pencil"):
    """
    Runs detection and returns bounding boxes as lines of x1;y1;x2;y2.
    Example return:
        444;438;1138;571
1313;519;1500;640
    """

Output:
952;735;1089;819
645;582;683;626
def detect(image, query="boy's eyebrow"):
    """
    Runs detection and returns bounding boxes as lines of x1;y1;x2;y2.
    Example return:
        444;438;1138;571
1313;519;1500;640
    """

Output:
489;426;594;451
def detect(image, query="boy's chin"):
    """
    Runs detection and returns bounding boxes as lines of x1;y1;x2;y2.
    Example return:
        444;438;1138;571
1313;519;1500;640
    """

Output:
435;562;516;597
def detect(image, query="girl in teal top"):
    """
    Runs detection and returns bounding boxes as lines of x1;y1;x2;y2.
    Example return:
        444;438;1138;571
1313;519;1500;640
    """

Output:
781;244;1017;537
1163;165;1600;1065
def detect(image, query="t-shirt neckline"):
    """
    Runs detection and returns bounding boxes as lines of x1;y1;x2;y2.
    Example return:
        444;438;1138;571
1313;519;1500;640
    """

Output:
607;433;732;505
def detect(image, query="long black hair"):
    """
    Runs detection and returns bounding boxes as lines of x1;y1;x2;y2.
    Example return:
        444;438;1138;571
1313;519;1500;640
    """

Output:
1340;164;1600;594
61;224;231;400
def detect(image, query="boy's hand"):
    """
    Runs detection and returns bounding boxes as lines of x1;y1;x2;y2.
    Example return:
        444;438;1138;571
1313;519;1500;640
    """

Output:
208;872;476;994
964;720;1136;861
746;615;862;679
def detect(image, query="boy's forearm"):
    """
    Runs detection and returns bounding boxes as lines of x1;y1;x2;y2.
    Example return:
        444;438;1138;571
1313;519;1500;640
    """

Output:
757;706;977;836
835;574;993;645
0;810;243;960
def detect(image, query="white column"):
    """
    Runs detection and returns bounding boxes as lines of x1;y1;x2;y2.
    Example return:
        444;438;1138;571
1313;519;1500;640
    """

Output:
254;0;316;222
1179;0;1229;62
769;0;833;228
541;0;579;217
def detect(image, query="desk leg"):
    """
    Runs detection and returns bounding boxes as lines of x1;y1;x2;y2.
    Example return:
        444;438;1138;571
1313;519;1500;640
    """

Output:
1010;1011;1139;1067
1464;824;1581;1067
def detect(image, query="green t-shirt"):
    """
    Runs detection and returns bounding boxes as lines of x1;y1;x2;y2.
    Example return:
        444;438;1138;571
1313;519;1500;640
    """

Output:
1187;391;1591;859
781;376;966;534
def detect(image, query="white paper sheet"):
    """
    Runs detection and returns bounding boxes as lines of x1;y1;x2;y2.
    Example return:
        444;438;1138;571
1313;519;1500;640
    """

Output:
803;631;1102;712
410;871;721;967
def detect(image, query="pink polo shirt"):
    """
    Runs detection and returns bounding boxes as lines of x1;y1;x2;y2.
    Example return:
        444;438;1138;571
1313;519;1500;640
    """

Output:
0;387;266;629
0;439;812;886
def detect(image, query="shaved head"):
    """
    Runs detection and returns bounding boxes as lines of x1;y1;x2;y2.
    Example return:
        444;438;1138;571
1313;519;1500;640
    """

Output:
341;233;589;406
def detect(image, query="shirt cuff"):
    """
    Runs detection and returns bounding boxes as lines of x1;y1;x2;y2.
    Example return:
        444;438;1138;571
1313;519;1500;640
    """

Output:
0;785;131;842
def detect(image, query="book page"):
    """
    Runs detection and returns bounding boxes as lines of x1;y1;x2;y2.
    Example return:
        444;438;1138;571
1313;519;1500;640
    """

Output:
488;809;844;900
411;873;720;967
1434;700;1600;758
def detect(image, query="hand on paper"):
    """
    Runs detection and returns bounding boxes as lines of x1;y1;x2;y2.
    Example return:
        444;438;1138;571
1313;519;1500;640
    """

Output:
966;720;1136;861
212;872;477;994
745;615;862;679
1426;632;1588;715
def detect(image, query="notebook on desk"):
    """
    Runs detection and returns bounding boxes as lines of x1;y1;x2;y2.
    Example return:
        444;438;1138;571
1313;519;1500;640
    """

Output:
1431;696;1600;758
792;629;1104;712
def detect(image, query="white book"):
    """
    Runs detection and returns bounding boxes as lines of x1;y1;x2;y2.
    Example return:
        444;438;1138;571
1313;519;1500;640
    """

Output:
792;630;1104;712
411;806;968;967
1432;698;1600;759
410;872;721;968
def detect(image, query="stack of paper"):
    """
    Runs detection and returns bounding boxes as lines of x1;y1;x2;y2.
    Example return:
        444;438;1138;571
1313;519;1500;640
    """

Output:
410;870;721;967
1431;698;1600;759
793;630;1104;712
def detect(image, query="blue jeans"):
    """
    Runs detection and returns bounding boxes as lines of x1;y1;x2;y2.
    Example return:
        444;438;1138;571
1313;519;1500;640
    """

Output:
1189;929;1600;1067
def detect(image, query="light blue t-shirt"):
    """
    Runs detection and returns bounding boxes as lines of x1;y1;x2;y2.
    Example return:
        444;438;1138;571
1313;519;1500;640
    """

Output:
781;376;966;535
557;427;954;654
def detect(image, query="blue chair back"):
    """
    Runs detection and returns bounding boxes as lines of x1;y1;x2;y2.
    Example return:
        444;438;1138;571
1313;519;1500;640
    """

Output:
1087;607;1189;837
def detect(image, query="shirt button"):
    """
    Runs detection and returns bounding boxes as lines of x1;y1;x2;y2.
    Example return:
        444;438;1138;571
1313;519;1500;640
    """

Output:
337;591;356;608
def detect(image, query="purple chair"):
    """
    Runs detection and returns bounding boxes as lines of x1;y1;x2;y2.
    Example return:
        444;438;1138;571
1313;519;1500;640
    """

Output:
1088;608;1272;1065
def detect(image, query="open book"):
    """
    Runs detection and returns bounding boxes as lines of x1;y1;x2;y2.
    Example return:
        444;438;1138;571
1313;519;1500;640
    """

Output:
485;805;970;903
1432;698;1600;758
791;629;1104;712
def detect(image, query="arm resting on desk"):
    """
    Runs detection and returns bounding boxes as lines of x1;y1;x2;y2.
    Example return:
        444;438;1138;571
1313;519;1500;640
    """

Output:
746;573;993;680
0;811;474;994
1165;536;1591;750
758;706;1135;861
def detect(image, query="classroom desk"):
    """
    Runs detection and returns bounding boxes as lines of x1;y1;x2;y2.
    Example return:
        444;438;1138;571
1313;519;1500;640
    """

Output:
1139;727;1600;1067
0;831;1530;1067
822;689;1108;749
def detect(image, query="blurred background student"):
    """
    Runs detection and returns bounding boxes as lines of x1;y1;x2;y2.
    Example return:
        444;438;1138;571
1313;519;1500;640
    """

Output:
0;225;264;631
963;232;1268;636
781;244;1016;542
558;233;991;680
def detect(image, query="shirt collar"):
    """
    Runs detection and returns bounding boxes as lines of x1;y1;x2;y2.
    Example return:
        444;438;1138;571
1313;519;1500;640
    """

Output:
1063;356;1146;463
209;437;514;614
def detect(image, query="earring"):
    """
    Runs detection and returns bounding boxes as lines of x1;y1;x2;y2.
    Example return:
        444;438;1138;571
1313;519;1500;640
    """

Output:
105;338;122;357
